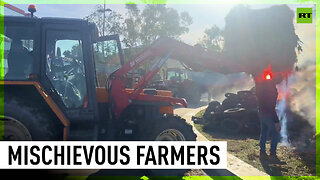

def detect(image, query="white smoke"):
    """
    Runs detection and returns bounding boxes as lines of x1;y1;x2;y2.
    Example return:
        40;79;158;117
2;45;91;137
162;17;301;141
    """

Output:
289;65;316;130
272;64;316;148
207;72;255;102
276;77;293;146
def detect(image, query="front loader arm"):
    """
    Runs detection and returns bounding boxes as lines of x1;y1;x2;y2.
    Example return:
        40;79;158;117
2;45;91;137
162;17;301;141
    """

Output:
130;52;172;98
109;37;184;117
109;36;239;118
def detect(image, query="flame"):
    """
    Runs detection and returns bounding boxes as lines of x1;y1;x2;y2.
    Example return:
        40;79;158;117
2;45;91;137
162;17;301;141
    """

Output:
265;74;271;80
277;89;291;100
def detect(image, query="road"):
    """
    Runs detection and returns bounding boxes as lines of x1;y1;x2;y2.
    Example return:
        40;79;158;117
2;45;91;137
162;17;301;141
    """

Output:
174;104;237;177
62;99;267;179
85;102;237;178
175;103;269;178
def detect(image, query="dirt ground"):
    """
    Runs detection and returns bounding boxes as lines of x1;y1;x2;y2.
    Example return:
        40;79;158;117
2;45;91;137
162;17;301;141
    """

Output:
193;109;317;176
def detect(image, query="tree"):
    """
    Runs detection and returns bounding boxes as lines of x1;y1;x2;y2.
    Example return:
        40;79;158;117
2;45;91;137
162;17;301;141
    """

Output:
85;5;123;64
71;43;82;58
85;4;192;48
63;50;72;58
121;4;192;64
139;4;192;46
85;5;123;37
84;4;193;71
197;25;224;52
105;11;123;35
123;4;142;48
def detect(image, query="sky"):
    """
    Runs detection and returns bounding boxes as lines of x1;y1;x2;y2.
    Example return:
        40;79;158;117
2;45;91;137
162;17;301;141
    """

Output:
11;3;316;65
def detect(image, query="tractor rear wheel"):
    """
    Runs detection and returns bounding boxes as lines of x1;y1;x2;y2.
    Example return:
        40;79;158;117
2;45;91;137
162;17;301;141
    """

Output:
2;117;32;140
2;98;60;140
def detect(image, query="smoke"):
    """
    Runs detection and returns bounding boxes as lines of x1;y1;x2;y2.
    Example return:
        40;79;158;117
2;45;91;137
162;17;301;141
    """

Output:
206;72;255;102
223;5;301;75
203;64;316;147
276;77;292;146
289;65;316;130
276;64;316;147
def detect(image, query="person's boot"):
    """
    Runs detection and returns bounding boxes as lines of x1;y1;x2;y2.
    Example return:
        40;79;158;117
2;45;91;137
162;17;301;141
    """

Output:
269;154;286;164
259;151;268;161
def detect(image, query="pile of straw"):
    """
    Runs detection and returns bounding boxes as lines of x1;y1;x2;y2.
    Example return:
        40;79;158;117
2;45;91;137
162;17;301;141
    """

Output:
223;5;301;76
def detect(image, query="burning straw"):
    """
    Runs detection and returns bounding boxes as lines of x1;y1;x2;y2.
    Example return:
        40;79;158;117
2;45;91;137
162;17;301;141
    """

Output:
222;5;307;146
223;5;302;76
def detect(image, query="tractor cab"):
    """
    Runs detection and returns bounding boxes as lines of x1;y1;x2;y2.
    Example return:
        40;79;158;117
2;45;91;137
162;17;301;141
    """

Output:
166;68;189;84
1;5;195;142
1;14;125;140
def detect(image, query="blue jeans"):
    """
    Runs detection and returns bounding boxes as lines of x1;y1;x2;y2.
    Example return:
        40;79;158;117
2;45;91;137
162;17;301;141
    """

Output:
258;112;280;155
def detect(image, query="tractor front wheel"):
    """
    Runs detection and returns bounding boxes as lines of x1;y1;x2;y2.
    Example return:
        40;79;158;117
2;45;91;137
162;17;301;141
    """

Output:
149;114;196;141
142;114;196;177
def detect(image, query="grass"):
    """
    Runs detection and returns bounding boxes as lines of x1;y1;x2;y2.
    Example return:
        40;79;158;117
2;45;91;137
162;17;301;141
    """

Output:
193;110;317;177
194;109;206;118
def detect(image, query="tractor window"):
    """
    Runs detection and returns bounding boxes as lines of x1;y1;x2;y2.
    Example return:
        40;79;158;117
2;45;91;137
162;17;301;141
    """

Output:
93;40;121;87
180;72;188;80
167;71;180;82
45;30;87;109
1;25;34;80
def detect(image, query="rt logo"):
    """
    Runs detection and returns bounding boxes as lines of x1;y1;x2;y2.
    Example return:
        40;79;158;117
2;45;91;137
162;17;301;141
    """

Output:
297;8;312;23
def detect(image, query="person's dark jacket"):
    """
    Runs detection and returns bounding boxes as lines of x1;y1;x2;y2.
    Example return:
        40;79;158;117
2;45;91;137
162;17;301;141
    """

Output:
255;80;279;123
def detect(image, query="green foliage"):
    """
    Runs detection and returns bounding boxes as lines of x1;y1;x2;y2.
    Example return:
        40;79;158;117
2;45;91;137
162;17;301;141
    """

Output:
106;12;124;35
63;50;72;58
71;43;83;58
197;25;223;52
194;109;206;118
139;4;192;46
84;5;123;37
123;4;142;48
85;4;192;73
85;4;192;49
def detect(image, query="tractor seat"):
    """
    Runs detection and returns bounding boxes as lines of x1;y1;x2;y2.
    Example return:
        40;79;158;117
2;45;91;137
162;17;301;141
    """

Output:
5;40;32;79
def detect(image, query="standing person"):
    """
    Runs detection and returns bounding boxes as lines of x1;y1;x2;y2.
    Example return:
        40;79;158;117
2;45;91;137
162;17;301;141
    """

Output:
255;73;282;163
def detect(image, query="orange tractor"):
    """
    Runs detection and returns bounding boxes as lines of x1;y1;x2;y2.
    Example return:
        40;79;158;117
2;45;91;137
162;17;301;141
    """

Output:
0;12;204;141
1;4;242;142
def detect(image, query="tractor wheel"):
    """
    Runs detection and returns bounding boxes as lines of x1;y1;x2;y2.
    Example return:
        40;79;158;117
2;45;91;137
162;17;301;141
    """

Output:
220;117;242;134
2;98;60;140
150;114;196;141
143;114;196;177
2;117;32;140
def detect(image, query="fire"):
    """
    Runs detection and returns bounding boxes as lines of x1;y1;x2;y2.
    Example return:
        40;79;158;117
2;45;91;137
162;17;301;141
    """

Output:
265;74;272;80
277;89;291;100
264;65;273;80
